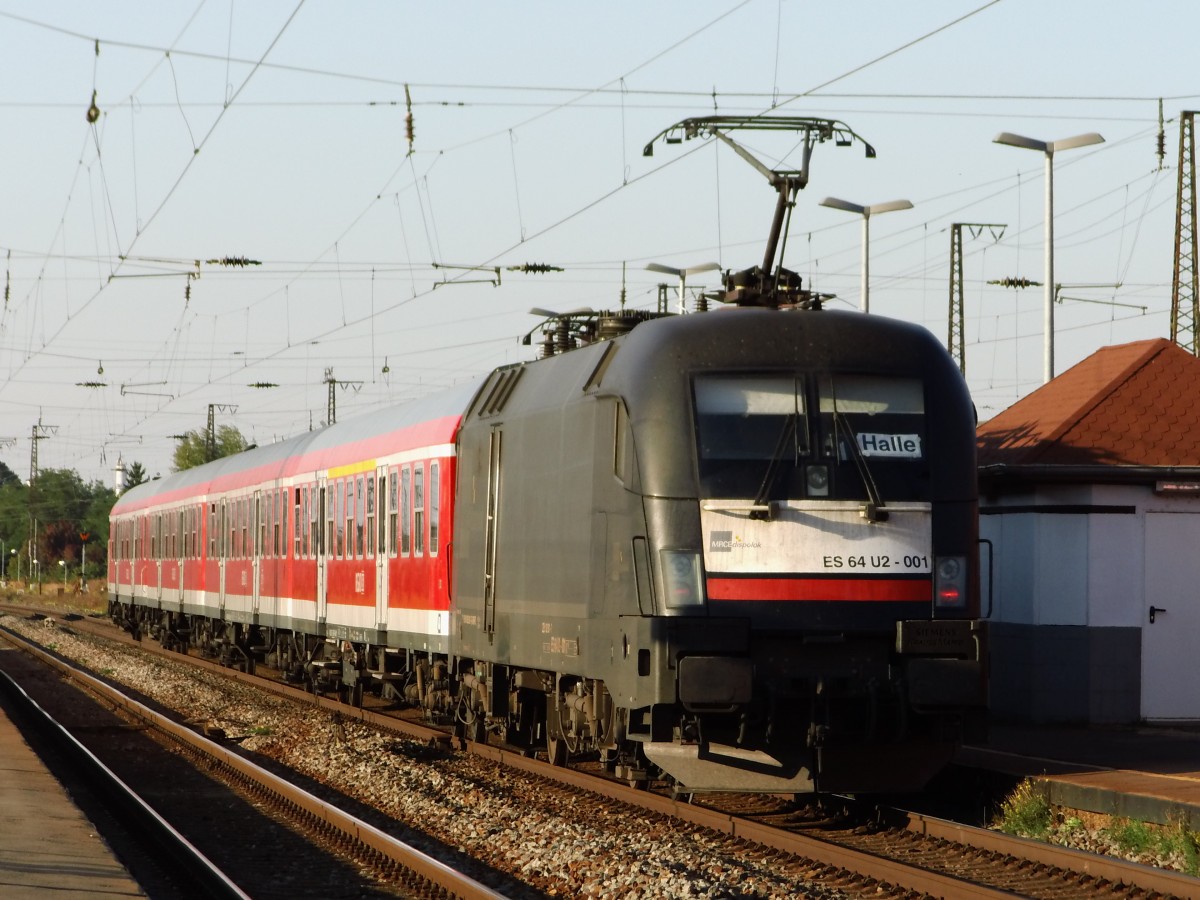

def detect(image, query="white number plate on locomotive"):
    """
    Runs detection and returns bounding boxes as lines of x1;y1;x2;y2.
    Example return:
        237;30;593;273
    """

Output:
701;500;932;574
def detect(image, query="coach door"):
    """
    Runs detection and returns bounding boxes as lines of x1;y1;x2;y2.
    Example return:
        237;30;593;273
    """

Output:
375;466;389;635
218;499;228;613
316;479;328;624
252;490;263;618
154;513;164;603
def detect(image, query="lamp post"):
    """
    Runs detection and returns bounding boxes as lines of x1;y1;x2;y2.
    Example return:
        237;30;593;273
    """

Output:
645;262;722;314
819;197;913;314
59;559;66;593
1;539;5;588
993;131;1105;383
12;548;18;586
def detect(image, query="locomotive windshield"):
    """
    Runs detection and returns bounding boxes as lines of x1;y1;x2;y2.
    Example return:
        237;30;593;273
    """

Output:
693;373;929;502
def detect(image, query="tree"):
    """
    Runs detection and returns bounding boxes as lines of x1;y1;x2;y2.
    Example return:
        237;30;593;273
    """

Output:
122;460;149;492
172;425;249;472
0;460;20;488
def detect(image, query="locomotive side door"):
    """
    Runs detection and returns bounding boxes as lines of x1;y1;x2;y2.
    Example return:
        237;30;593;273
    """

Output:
375;466;389;635
316;478;328;624
482;427;502;641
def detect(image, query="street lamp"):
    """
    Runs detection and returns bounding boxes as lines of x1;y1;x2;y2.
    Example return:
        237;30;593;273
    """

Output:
12;548;18;586
993;130;1105;382
645;262;722;314
59;559;66;593
818;198;913;314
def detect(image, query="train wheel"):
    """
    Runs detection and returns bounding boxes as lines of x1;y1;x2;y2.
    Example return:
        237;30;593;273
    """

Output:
546;733;568;767
545;693;569;766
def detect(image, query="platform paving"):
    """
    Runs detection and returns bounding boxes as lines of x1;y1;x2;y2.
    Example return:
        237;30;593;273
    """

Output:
0;702;144;897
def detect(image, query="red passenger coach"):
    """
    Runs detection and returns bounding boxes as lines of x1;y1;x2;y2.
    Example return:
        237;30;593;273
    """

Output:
108;380;482;669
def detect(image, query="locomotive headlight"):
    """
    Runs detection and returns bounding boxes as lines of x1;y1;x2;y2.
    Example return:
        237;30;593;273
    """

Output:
806;465;829;497
934;555;967;608
661;549;705;609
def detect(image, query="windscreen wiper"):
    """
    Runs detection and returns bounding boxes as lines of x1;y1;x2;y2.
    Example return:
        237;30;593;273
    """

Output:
750;414;797;519
832;407;889;523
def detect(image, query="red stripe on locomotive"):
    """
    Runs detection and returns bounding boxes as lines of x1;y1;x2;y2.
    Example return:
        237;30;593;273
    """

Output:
707;575;932;602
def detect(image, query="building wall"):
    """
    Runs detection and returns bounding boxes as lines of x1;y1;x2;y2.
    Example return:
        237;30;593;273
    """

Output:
986;622;1140;723
979;482;1167;724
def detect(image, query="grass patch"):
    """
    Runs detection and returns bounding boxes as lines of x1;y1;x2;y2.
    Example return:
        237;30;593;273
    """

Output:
248;726;274;736
1105;816;1200;874
994;778;1052;839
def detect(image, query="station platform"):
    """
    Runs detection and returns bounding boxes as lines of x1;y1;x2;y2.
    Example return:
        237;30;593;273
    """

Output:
956;723;1200;827
0;701;144;897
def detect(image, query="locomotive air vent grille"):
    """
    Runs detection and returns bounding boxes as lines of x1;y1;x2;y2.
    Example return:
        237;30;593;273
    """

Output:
479;367;524;417
583;343;618;392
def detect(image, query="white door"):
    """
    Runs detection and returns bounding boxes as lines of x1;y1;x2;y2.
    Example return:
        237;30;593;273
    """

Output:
252;490;262;617
316;479;328;625
1142;513;1200;720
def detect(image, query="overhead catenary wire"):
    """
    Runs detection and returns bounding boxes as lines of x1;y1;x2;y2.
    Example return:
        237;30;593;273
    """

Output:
0;2;1178;479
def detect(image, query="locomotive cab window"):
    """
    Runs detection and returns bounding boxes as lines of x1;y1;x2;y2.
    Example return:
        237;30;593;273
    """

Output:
693;374;808;500
693;372;928;502
817;375;929;502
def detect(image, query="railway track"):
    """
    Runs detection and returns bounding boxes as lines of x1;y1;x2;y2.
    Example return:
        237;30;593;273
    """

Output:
3;604;1198;899
0;613;512;899
0;666;251;899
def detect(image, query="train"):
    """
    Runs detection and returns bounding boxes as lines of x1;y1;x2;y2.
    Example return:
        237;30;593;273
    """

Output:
108;299;987;796
109;117;987;795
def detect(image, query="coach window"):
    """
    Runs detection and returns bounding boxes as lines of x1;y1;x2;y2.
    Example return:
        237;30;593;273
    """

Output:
414;465;425;556
346;478;356;558
293;489;301;558
265;493;273;558
355;476;365;558
328;483;337;558
429;462;440;555
325;486;335;557
400;467;411;556
366;476;375;557
388;471;398;557
305;487;314;558
328;482;338;561
257;495;265;559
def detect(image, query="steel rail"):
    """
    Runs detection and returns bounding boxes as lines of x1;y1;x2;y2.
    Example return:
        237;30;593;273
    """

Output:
901;809;1200;899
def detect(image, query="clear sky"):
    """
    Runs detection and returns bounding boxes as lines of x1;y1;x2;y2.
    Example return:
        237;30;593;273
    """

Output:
0;0;1194;486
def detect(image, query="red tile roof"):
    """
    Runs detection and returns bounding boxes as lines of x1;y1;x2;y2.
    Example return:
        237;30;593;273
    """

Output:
977;338;1200;467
